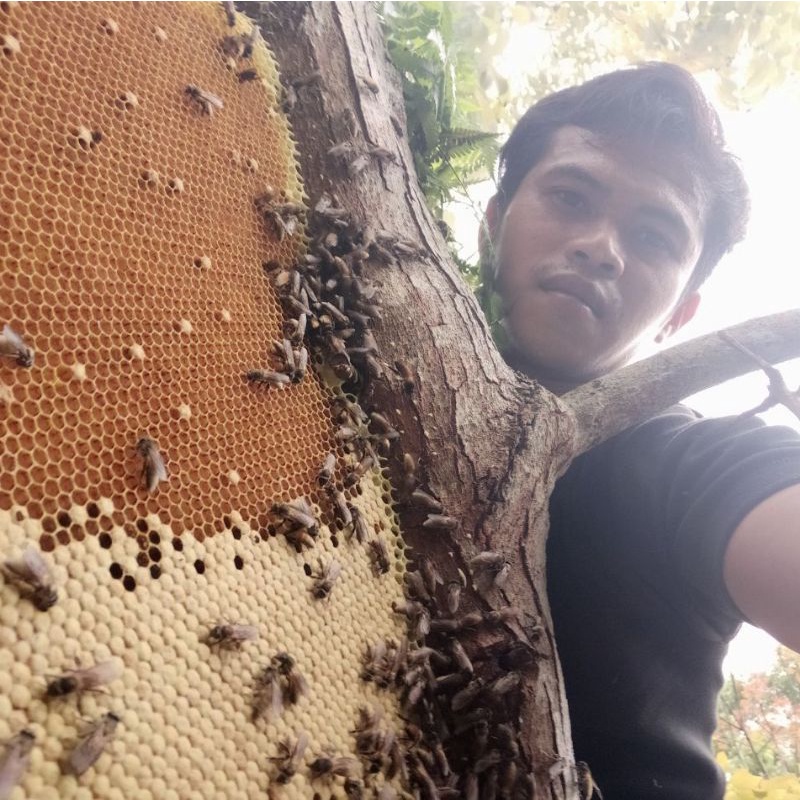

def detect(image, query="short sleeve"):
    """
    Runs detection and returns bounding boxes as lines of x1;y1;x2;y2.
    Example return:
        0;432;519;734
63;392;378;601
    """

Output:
599;406;800;627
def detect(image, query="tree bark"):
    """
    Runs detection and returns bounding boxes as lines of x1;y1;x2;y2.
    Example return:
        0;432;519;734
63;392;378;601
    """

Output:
252;3;800;797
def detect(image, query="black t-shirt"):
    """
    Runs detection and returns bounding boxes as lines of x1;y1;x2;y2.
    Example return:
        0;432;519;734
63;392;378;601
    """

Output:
547;405;800;799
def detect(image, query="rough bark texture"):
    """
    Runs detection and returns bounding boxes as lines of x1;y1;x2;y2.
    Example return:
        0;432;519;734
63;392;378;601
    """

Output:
252;3;800;797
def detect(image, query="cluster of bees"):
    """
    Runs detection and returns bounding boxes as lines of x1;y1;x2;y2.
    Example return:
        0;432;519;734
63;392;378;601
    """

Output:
359;549;541;800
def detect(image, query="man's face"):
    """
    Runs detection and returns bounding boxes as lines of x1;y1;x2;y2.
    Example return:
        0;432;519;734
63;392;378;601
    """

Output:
492;126;704;387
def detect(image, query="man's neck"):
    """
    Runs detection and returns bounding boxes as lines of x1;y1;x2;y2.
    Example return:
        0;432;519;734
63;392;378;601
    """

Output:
502;348;581;396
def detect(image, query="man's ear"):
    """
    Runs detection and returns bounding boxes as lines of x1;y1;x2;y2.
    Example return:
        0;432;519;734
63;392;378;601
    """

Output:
479;194;501;252
655;291;701;343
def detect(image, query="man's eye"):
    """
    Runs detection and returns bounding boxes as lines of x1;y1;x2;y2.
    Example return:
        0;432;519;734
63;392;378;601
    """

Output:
551;189;587;211
636;227;672;254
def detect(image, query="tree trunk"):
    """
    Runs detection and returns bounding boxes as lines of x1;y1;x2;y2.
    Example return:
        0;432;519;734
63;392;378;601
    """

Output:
253;3;800;797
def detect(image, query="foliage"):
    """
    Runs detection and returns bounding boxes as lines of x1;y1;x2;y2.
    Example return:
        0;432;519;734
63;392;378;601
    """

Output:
715;647;800;797
380;2;500;219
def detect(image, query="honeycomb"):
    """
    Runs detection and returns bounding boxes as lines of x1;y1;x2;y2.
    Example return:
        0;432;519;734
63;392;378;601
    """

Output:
0;3;407;797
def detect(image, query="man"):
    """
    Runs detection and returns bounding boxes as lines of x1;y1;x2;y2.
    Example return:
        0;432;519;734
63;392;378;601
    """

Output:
479;63;800;798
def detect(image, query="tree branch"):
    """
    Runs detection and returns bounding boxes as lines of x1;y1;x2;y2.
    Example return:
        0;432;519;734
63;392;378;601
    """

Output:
563;309;800;456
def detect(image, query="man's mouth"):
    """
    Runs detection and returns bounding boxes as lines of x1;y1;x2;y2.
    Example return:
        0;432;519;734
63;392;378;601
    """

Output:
539;274;607;318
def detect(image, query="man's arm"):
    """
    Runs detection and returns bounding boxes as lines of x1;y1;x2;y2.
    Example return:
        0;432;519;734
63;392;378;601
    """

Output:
724;483;800;652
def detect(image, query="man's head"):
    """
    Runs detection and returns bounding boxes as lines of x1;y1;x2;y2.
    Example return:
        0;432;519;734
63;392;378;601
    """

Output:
482;62;750;391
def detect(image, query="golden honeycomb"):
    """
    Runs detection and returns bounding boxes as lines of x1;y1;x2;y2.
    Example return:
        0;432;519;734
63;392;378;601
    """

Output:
0;3;407;797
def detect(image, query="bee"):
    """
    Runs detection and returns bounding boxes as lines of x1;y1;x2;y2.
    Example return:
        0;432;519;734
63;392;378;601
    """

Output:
369;539;390;576
327;141;356;161
344;778;365;799
63;712;120;776
486;672;521;700
411;489;442;513
185;84;224;116
577;761;604;800
422;514;458;531
0;324;33;367
135;437;168;493
0;729;35;799
350;506;370;545
330;490;352;529
271;652;308;705
222;0;235;26
237;69;258;83
402;453;417;492
366;145;396;165
310;559;342;601
317;452;336;487
390;112;404;137
2;546;57;610
394;360;415;392
344;454;375;489
270;731;309;784
273;497;319;537
469;551;511;591
446;578;464;615
255;196;304;241
206;623;258;650
309;752;358;781
240;26;258;58
293;72;323;90
293;347;308;382
252;665;283;721
451;679;485;712
45;660;122;700
419;557;443;595
449;639;473;675
404;571;431;603
357;74;380;94
500;759;519;797
245;369;291;388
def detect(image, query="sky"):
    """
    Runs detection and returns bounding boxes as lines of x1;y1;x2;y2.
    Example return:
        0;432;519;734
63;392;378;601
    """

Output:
447;79;800;679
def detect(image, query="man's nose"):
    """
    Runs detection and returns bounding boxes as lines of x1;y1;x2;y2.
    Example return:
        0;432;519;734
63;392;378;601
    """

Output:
569;222;624;279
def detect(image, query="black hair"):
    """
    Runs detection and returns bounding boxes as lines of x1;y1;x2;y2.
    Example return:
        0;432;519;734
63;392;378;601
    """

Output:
497;62;750;293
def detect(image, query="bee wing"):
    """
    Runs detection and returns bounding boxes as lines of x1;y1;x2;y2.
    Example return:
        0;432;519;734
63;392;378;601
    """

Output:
204;90;224;109
0;325;22;354
291;731;309;763
81;659;122;690
0;731;34;797
66;716;118;776
232;624;258;642
326;560;342;581
21;547;51;585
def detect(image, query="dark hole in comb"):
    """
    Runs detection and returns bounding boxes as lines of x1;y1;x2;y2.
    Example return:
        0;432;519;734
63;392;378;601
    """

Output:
109;563;123;579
